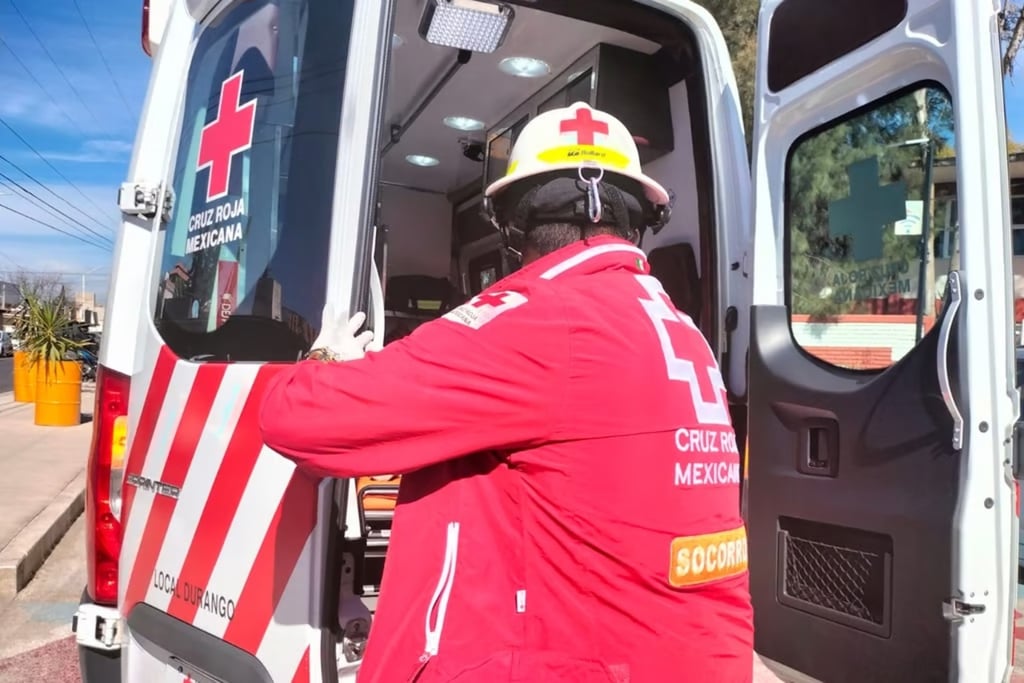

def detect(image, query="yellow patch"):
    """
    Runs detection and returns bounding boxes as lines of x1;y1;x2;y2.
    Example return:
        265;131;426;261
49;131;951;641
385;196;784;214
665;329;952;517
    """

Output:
536;145;629;168
505;160;519;177
669;526;748;588
110;415;128;469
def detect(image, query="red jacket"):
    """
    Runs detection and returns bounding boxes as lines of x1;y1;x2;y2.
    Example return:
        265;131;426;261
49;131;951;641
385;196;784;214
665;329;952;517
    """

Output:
260;235;754;682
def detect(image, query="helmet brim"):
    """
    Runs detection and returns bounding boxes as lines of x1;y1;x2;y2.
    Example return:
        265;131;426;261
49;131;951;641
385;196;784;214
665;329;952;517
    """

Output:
484;161;670;208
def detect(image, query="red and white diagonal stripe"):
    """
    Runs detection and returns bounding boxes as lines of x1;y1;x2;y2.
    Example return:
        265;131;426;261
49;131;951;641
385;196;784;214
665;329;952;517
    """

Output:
119;346;325;682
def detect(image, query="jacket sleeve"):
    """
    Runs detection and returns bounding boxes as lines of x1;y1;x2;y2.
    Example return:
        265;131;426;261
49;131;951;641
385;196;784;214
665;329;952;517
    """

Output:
258;288;568;478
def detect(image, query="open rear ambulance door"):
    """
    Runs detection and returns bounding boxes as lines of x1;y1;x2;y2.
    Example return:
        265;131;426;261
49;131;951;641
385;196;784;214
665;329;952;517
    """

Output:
746;1;1017;681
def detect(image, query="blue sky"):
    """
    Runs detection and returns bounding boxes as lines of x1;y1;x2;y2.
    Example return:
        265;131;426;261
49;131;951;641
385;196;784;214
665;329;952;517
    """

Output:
1007;75;1024;143
0;2;1022;305
0;0;149;302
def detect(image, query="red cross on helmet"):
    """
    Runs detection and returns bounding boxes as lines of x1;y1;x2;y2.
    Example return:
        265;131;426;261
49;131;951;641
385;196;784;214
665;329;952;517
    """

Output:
484;101;670;208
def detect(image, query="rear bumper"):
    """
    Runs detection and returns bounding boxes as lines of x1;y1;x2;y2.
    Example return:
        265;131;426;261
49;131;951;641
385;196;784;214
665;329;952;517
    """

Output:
74;588;122;683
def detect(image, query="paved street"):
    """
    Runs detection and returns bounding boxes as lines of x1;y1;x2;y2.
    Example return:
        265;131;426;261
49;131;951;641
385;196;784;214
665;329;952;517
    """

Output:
0;513;1018;681
0;516;83;682
0;357;11;395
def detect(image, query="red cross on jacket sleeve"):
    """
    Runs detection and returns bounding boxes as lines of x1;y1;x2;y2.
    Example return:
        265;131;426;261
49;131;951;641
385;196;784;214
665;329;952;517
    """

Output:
258;286;566;477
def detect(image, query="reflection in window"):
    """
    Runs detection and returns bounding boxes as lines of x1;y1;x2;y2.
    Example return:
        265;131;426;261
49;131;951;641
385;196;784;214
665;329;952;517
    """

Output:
153;0;352;362
786;85;955;371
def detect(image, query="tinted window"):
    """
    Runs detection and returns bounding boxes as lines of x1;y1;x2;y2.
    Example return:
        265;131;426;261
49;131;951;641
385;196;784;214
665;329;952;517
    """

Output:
768;0;908;92
154;0;352;361
786;85;955;371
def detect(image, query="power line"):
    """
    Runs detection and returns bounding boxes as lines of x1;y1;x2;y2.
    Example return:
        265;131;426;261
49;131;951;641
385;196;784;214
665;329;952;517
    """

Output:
5;0;101;126
0;35;86;137
0;202;110;250
0;173;113;247
0;121;118;234
69;0;134;119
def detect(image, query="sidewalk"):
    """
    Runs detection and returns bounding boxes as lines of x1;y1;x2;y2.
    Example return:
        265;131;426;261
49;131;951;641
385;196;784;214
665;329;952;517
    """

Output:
0;389;91;599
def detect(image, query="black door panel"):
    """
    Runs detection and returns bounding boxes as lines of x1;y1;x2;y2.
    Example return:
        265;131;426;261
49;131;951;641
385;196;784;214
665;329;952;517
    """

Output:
748;303;959;683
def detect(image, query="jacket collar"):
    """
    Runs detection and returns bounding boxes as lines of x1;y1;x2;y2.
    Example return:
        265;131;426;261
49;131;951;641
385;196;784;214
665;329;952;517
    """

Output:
513;235;650;283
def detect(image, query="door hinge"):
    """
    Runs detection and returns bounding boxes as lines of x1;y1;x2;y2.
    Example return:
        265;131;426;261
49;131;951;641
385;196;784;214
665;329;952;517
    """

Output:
72;603;125;651
118;182;174;222
942;598;986;622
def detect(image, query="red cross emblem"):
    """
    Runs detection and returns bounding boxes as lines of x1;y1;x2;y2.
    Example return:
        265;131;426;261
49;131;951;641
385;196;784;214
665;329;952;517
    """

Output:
196;71;257;203
559;108;609;146
471;291;514;308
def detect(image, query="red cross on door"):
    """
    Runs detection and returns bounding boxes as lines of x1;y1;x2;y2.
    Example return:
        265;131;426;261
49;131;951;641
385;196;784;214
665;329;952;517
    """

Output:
471;291;512;308
559;108;609;145
196;70;258;203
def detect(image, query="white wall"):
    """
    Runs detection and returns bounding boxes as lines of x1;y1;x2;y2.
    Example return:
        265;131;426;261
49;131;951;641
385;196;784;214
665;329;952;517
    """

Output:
640;80;701;270
792;321;918;363
378;185;452;278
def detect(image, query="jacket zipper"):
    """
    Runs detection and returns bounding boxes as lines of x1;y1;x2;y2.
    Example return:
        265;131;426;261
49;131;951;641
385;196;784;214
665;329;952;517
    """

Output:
420;521;460;662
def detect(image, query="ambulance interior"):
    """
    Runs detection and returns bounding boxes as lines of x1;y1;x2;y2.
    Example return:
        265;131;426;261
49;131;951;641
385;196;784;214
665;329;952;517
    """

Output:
346;0;732;605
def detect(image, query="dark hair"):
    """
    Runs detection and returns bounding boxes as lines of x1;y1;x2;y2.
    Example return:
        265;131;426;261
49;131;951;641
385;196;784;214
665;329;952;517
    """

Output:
525;222;628;257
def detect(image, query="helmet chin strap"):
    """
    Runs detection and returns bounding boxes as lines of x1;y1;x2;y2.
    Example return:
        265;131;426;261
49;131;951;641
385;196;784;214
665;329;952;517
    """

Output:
482;166;672;266
580;165;605;224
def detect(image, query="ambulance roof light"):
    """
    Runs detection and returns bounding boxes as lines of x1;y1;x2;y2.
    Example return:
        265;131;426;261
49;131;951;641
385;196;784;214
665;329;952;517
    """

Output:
418;0;514;54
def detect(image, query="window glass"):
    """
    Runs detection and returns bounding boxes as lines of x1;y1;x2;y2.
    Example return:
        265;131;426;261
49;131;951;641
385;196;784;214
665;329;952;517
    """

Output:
1012;195;1024;226
154;0;352;361
787;85;955;370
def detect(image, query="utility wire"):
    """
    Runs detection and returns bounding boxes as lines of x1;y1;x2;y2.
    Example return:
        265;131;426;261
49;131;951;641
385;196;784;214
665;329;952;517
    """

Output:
0;120;118;234
0;35;86;138
0;174;113;247
69;0;134;119
6;0;101;126
0;202;110;250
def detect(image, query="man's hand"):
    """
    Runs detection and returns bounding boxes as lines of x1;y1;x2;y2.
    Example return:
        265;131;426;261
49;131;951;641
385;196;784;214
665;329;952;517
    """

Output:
309;306;374;361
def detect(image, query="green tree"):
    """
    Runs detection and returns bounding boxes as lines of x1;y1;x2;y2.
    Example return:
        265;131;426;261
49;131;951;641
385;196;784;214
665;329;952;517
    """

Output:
787;88;949;317
700;1;1021;145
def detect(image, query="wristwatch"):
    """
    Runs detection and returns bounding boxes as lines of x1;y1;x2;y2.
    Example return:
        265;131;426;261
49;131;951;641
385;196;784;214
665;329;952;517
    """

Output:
304;347;340;362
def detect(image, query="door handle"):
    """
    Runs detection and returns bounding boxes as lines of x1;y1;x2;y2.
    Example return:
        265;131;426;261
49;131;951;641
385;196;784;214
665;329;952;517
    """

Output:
937;270;963;451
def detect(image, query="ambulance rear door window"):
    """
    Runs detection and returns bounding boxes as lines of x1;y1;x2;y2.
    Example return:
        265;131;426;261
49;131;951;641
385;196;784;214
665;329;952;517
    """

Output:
153;0;353;361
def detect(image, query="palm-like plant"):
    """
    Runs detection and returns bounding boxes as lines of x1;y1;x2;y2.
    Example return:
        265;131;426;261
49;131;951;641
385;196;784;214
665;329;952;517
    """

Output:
19;292;85;377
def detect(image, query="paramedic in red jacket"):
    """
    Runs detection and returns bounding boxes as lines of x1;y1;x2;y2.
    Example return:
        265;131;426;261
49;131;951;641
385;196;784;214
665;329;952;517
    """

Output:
260;102;755;682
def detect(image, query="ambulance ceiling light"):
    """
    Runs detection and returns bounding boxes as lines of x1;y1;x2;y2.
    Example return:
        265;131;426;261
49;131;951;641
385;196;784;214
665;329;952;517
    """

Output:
498;56;550;78
406;154;440;167
444;115;485;131
418;0;514;54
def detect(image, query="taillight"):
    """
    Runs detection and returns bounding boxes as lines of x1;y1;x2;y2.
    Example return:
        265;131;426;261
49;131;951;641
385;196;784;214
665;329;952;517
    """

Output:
141;0;152;56
85;366;130;606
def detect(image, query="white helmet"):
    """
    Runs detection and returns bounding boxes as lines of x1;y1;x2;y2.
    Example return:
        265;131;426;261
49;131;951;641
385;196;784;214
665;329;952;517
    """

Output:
485;101;670;207
483;102;672;257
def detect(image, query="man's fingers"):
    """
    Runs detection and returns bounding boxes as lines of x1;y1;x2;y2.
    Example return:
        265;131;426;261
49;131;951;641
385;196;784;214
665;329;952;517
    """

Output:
346;311;367;334
354;330;374;348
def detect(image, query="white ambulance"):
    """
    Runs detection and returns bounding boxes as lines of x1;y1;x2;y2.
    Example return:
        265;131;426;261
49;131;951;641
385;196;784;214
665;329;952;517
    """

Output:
72;0;1019;681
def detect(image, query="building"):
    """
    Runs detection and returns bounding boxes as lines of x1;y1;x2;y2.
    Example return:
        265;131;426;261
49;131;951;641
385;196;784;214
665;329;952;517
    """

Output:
790;152;1023;369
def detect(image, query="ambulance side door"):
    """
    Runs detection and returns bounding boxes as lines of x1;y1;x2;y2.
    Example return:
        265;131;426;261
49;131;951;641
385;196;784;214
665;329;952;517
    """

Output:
746;1;1016;681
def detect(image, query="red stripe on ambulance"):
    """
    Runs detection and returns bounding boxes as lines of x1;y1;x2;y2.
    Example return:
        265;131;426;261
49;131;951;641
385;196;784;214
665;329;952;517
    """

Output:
291;646;310;683
123;365;228;611
221;470;318;653
166;366;279;622
121;346;177;529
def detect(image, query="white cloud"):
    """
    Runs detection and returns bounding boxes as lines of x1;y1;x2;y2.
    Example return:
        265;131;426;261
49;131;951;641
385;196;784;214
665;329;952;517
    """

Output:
43;139;134;164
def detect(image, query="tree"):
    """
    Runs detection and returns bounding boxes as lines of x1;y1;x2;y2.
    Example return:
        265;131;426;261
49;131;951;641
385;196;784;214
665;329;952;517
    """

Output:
700;2;1023;143
786;87;947;318
1003;2;1024;77
1;270;65;305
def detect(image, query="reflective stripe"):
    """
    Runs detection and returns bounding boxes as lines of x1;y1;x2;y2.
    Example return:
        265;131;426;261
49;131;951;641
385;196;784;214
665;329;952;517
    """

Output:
538;243;647;280
422;521;460;659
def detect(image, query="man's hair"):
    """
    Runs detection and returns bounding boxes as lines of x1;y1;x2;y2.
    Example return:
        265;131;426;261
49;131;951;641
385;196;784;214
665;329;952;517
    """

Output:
525;222;631;257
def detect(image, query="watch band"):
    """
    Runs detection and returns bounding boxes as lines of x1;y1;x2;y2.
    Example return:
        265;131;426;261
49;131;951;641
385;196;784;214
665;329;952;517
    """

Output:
305;347;340;362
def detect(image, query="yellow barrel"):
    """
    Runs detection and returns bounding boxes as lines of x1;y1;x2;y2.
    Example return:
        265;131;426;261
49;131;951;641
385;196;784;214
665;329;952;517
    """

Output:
12;350;37;403
34;360;82;427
